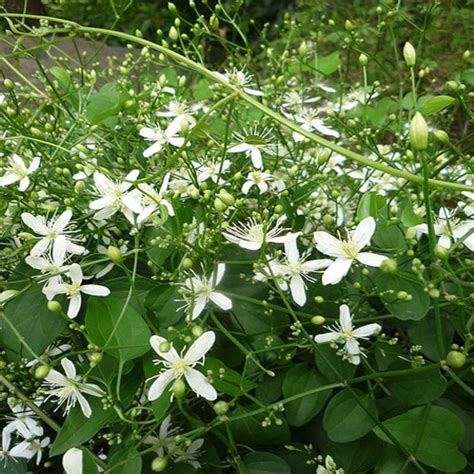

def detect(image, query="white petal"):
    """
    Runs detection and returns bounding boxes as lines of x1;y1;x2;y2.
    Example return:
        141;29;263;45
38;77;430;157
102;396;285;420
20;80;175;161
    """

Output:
290;274;306;306
227;143;250;153
53;210;72;231
149;335;180;365
352;323;382;339
0;173;20;186
314;332;341;344
301;258;333;272
31;238;51;256
19;177;30;191
250;147;263;169
184;331;216;365
184;368;217;400
345;338;360;356
148;369;174;401
339;305;352;331
143;141;163;158
61;358;76;378
68;264;83;285
63;448;83;474
322;258;352;285
80;284;110;296
356;252;387;267
67;294;82;319
190;296;207;320
210;292;232;311
353;217;376;251
45;369;68;386
21;213;49;235
313;231;345;258
28;156;41;172
89;196;114;210
284;238;300;263
77;392;92;418
213;263;226;285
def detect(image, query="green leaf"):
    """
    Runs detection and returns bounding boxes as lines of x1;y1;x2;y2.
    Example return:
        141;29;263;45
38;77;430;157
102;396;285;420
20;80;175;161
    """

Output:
375;445;419;474
109;446;142;474
152;392;171;422
317;51;340;76
373;406;467;472
146;284;185;328
314;344;356;382
231;406;290;446
323;388;378;442
243;452;291;474
401;202;423;227
372;223;407;252
82;448;100;474
0;285;67;362
282;364;332;427
86;296;151;363
2;458;27;474
387;367;447;405
193;78;213;100
357;193;386;220
85;83;124;124
419;95;456;115
375;272;430;320
204;357;257;396
49;66;72;91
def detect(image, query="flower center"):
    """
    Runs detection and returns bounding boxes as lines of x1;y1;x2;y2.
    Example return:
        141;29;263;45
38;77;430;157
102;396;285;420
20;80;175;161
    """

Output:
341;240;359;259
173;359;188;377
67;283;82;296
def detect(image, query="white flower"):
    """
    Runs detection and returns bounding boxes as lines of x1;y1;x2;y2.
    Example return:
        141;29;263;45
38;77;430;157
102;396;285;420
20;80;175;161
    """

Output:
193;159;231;184
217;67;263;96
182;263;232;320
89;170;142;222
21;210;86;257
0;426;33;465
148;331;217;401
43;358;104;418
415;207;474;251
313;217;388;285
157;99;198;135
174;438;204;469
25;343;71;367
139;124;185;158
96;241;128;278
12;424;50;465
3;399;42;437
241;170;275;194
0;154;40;191
227;130;274;169
314;304;381;365
43;263;110;319
288;107;340;141
25;246;70;298
145;415;178;457
273;238;332;306
137;173;175;225
317;455;345;474
63;447;83;474
223;218;299;251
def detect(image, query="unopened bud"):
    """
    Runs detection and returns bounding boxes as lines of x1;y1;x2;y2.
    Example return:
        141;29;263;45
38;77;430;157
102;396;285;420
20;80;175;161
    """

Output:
403;41;416;67
172;378;186;398
409;112;429;151
159;341;171;353
74;181;85;193
434;244;449;259
181;257;193;269
47;300;62;313
214;197;227;213
168;2;177;13
192;326;204;338
446;350;466;369
180;118;189;135
380;258;397;273
359;53;368;66
107;246;123;264
4;78;14;90
446;80;459;92
218;189;235;207
344;20;354;32
462;50;470;61
169;26;179;42
311;316;326;326
298;41;308;56
151;456;168;472
213;400;229;416
433;130;449;144
35;365;50;379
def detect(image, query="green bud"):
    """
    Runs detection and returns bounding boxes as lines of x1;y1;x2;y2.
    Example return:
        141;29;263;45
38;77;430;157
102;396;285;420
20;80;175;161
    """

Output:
446;351;466;368
179;76;186;87
317;148;331;164
180;118;189;135
433;130;449;144
4;78;14;90
30;127;43;139
35;365;50;379
74;181;85;193
397;291;409;301
181;257;193;269
47;300;62;313
322;214;334;226
172;378;186;398
218;189;235;207
213;400;229;416
107;246;123;264
192;326;204;337
462;50;470;61
169;26;179;42
88;352;103;365
298;41;308;56
409;112;429;151
168;2;177;13
358;53;368;66
344;20;354;32
434;244;449;259
311;316;326;326
159;341;171;353
210;14;219;30
446;80;459;92
314;296;324;304
151;456;168;472
380;258;397;273
214;197;227;213
403;41;416;67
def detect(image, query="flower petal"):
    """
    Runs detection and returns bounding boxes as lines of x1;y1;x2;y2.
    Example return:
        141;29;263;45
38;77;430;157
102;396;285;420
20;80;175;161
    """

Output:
148;369;174;401
322;258;352;285
80;284;110;296
313;231;344;258
352;323;381;339
314;331;341;344
21;213;49;235
290;274;306;306
184;331;215;365
210;292;232;312
77;392;92;418
353;217;376;251
61;358;76;378
149;336;180;365
339;304;352;331
67;294;82;319
356;252;387;267
184;368;217;401
62;448;83;474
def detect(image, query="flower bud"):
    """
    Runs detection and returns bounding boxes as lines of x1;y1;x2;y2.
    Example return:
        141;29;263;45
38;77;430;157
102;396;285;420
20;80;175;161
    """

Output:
159;341;171;353
445;80;459;92
298;41;308;56
169;26;179;42
358;53;368;66
434;244;449;259
317;148;331;164
47;300;62;313
311;315;326;326
168;2;177;13
446;350;466;368
380;258;397;273
181;257;193;269
172;379;186;398
35;365;50;379
218;189;235;207
409;112;428;151
88;352;103;365
192;325;204;338
213;400;229;416
403;41;416;67
433;129;449;144
180;118;189;135
151;456;168;472
463;50;470;61
214;198;227;213
344;20;354;32
4;78;14;90
107;246;123;264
